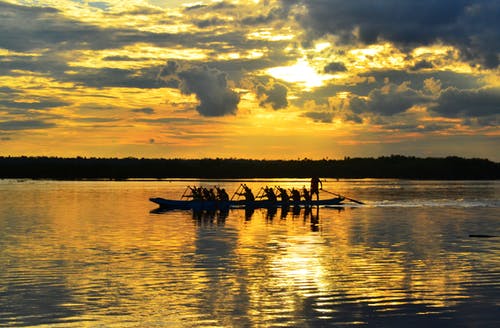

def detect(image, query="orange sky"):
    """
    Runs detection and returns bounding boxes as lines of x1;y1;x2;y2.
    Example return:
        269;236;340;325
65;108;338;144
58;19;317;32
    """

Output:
0;0;499;160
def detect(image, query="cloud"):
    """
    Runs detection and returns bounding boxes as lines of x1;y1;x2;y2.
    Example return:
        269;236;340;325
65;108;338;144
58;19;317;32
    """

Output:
431;87;500;117
136;117;212;125
0;1;189;53
160;63;240;117
349;82;429;115
344;80;500;121
410;60;434;71
159;61;180;77
357;70;483;95
286;0;500;68
0;1;104;52
0;119;56;131
131;107;155;115
303;111;333;123
0;1;291;91
73;117;120;123
179;66;240;116
256;82;289;110
193;17;228;28
324;61;347;73
384;121;455;133
0;98;70;110
66;67;167;89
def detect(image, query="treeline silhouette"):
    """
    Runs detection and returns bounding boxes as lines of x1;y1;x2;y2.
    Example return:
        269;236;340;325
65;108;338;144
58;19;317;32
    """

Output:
0;155;498;180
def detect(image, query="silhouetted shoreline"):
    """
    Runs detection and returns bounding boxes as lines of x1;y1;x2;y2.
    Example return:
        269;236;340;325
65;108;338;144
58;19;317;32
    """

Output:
0;155;498;180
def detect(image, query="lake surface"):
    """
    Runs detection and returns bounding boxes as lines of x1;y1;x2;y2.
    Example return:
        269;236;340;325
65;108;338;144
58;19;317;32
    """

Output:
1;179;499;327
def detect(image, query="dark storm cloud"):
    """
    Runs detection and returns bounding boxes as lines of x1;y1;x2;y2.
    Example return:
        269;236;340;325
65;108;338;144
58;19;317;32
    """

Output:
324;61;347;73
0;119;56;130
431;87;500;117
256;82;289;110
285;0;500;68
169;64;240;117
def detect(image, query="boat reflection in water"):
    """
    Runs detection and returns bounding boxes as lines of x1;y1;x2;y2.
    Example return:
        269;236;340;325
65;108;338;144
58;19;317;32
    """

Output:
151;205;343;230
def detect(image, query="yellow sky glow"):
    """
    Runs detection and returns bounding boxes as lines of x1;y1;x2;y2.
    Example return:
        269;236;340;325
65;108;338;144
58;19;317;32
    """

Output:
0;0;498;160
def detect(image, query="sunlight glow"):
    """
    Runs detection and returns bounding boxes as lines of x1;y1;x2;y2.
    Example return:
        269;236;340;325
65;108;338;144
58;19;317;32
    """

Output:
314;42;331;52
247;29;295;41
266;59;335;89
217;50;265;60
1;0;497;160
349;43;407;70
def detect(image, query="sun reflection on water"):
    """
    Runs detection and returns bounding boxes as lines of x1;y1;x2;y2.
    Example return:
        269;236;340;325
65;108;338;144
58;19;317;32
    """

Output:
0;180;498;326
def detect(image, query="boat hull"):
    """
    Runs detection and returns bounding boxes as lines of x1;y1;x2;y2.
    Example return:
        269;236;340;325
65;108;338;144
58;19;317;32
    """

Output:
149;197;345;210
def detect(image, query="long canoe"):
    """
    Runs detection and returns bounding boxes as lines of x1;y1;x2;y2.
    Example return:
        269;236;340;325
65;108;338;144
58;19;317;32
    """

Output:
149;196;345;210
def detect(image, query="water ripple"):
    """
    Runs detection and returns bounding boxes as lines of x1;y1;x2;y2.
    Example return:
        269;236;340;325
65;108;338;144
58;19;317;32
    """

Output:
1;180;499;326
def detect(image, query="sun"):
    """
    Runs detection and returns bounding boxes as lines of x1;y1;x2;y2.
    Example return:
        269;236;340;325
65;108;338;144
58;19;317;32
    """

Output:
266;58;335;89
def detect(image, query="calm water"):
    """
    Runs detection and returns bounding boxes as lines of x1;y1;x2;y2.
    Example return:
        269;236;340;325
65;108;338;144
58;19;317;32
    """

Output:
0;179;499;327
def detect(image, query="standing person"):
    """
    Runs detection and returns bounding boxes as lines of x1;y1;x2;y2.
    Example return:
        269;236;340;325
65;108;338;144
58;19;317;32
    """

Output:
310;177;322;201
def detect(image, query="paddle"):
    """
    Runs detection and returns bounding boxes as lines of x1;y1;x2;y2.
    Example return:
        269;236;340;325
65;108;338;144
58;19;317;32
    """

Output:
180;186;190;199
322;189;365;205
255;187;265;199
231;184;243;200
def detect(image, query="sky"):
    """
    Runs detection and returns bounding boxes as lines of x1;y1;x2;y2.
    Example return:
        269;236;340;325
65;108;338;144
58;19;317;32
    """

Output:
0;0;499;160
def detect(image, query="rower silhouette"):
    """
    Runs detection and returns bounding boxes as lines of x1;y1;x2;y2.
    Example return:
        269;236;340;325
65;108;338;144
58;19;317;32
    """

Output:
237;184;255;201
